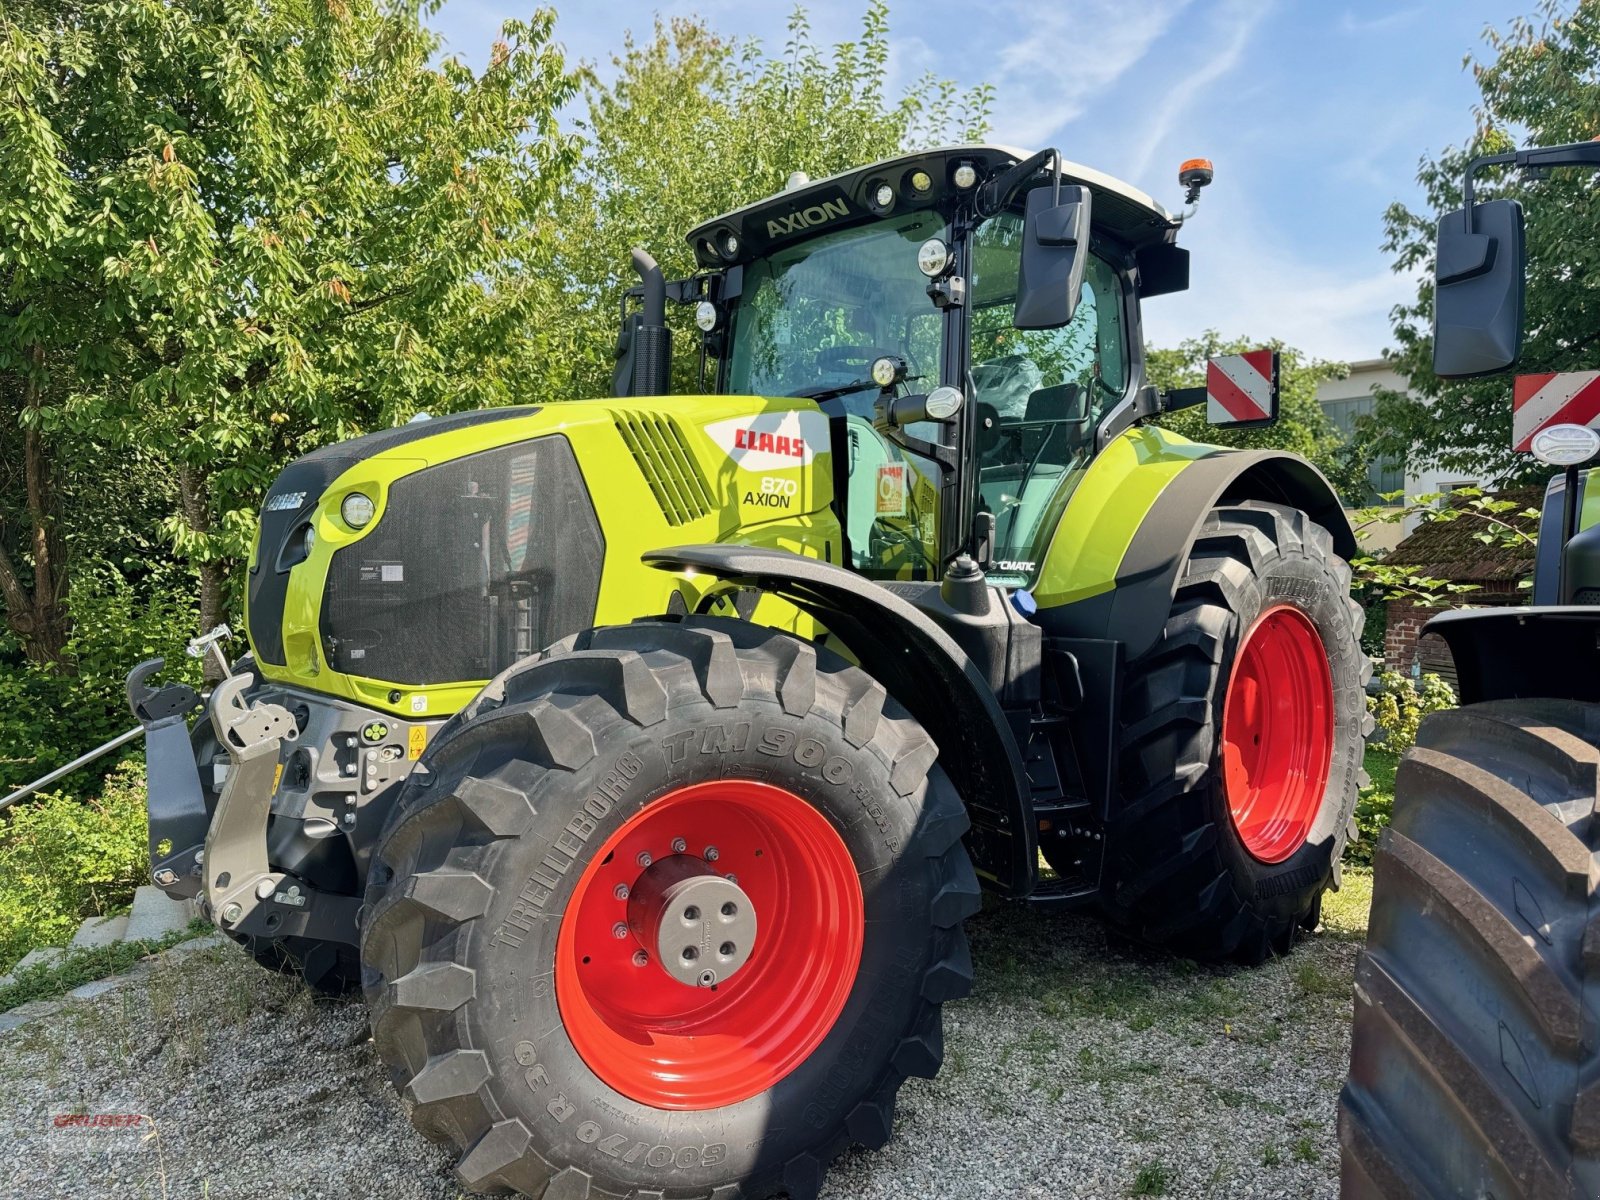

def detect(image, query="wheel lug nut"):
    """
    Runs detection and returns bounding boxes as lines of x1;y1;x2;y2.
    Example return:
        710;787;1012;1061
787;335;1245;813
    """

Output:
612;922;629;939
632;950;649;967
636;851;652;868
704;846;720;862
671;837;687;854
613;883;629;901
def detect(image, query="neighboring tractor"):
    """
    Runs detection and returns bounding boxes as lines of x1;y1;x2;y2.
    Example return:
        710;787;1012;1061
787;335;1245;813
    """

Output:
130;145;1367;1200
1340;139;1600;1199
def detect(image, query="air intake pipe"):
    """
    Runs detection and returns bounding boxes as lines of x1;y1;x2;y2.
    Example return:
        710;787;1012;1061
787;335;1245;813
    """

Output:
613;248;673;398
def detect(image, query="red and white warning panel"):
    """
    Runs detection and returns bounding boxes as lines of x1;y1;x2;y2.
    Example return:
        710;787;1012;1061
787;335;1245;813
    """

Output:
1513;370;1600;451
1206;350;1279;425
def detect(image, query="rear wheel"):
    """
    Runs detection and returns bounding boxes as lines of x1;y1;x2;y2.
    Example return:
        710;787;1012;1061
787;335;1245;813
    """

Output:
1340;700;1600;1199
360;616;979;1199
1094;500;1369;963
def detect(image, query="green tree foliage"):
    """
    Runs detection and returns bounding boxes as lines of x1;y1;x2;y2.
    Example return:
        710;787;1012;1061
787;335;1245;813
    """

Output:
1366;0;1600;483
1147;332;1369;501
0;0;582;652
540;3;993;399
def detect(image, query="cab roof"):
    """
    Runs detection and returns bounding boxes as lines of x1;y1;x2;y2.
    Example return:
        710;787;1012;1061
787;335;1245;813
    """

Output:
685;144;1182;270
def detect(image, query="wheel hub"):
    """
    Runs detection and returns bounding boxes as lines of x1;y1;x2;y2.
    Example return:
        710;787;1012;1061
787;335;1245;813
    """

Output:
627;856;757;988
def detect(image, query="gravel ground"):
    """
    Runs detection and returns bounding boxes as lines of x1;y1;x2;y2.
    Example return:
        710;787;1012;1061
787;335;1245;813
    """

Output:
0;878;1368;1200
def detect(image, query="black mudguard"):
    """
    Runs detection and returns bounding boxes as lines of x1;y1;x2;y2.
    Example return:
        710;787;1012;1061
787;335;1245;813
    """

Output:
1424;607;1600;704
1042;448;1357;661
644;545;1037;896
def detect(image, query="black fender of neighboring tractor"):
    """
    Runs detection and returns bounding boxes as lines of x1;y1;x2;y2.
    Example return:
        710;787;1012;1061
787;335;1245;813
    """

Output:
1043;449;1358;661
642;544;1037;897
1422;607;1600;704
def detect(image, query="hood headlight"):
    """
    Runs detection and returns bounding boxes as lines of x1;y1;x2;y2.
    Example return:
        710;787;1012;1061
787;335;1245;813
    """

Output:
341;492;376;529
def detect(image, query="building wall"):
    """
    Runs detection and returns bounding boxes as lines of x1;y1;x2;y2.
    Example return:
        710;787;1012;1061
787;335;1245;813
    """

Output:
1315;358;1485;545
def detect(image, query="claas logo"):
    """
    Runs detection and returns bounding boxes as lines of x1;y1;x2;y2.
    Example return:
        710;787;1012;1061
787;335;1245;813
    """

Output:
732;429;807;458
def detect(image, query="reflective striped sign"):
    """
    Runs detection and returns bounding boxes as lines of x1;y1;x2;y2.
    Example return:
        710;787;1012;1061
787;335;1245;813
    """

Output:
1513;370;1600;452
1206;350;1278;425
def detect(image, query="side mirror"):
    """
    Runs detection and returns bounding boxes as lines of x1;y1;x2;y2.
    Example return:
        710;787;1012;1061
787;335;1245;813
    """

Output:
1206;350;1279;428
1014;184;1092;330
1432;198;1525;379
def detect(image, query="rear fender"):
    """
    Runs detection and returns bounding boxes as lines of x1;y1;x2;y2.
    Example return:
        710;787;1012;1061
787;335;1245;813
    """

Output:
643;545;1036;896
1424;607;1600;704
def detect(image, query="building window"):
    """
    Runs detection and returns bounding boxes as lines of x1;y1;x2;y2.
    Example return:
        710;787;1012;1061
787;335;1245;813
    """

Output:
1321;394;1404;505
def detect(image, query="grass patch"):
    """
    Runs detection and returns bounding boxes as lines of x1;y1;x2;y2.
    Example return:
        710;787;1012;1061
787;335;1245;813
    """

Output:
0;919;208;1012
1261;1144;1281;1167
1291;956;1348;999
1292;1135;1318;1163
1130;1162;1172;1196
1322;865;1373;940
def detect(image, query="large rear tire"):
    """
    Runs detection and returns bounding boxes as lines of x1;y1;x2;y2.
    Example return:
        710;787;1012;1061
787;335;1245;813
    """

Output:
359;616;979;1199
1093;500;1369;963
1340;700;1600;1199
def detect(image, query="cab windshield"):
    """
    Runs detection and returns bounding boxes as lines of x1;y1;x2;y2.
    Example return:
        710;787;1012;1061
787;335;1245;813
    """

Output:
726;210;948;408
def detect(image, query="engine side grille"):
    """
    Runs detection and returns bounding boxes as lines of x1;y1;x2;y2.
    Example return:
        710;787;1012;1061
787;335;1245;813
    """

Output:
615;412;714;525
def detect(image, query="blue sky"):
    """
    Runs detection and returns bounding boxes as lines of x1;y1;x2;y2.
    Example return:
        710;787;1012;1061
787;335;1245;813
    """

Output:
432;0;1527;363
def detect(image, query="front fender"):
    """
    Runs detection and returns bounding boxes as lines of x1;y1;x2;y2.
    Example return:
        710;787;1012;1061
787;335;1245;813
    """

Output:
1035;427;1355;660
643;544;1036;896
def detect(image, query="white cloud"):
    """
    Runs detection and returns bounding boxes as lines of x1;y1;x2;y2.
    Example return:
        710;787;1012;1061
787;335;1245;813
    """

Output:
1143;195;1423;361
987;0;1194;146
1127;0;1274;181
1338;7;1423;35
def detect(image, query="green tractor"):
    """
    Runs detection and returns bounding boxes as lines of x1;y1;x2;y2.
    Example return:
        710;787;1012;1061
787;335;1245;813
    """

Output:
1340;138;1600;1199
131;145;1367;1199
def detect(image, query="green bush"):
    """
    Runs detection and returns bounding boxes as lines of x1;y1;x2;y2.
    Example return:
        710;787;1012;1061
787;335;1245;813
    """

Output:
0;566;198;796
0;760;149;973
1367;669;1455;754
1348;747;1399;867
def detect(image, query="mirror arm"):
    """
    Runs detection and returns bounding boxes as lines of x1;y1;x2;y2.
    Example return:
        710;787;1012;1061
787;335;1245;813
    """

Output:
977;147;1062;217
1159;386;1207;413
1462;139;1600;220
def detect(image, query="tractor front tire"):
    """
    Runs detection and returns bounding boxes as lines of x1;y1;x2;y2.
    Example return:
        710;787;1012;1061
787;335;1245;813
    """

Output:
359;616;979;1200
1341;700;1600;1199
1098;500;1369;963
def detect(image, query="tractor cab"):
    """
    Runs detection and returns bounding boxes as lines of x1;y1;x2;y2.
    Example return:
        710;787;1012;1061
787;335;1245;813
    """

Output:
616;146;1199;583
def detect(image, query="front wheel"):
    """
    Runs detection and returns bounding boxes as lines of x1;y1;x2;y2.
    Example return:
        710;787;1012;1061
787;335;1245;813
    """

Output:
360;617;979;1199
1094;500;1370;963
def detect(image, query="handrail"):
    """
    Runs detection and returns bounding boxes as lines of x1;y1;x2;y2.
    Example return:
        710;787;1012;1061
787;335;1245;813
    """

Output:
0;725;145;814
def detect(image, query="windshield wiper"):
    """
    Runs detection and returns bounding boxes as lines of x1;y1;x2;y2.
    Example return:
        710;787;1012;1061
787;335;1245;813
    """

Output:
788;379;876;402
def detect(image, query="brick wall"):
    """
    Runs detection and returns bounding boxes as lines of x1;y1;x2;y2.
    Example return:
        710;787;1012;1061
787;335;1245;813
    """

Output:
1384;601;1431;672
1385;589;1523;675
